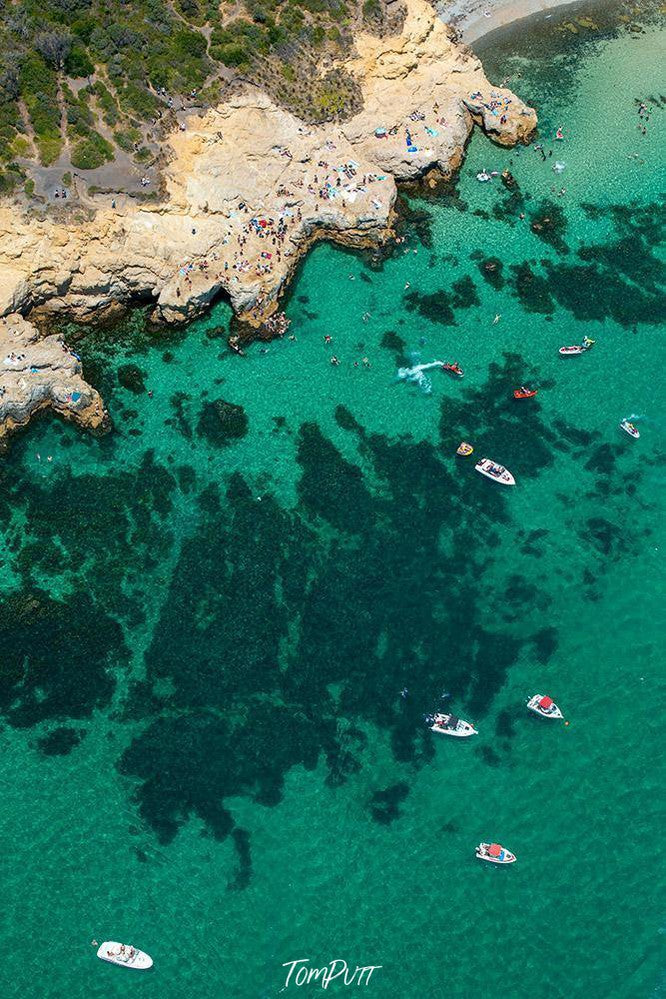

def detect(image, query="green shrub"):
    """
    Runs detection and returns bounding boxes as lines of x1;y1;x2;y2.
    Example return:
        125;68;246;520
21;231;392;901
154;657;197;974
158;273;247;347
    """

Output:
70;16;97;45
118;83;162;120
11;134;32;157
70;130;114;169
178;0;202;20
29;95;61;140
36;137;63;165
173;29;207;59
210;42;250;68
0;168;23;194
20;55;57;100
65;45;94;78
24;178;35;196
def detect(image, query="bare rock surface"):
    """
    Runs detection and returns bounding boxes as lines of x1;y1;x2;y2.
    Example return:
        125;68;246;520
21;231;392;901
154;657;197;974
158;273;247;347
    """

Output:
0;0;536;333
0;314;106;442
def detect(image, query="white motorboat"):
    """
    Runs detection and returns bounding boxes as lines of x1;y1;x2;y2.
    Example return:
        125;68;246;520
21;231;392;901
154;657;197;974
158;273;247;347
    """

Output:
476;842;516;864
526;694;563;720
476;170;492;182
620;419;640;439
559;337;595;356
430;712;477;738
475;458;515;486
97;942;153;970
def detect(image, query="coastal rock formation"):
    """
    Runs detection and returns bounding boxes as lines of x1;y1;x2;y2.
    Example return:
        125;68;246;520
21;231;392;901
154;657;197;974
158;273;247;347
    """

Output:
342;0;536;179
0;0;536;331
0;314;106;442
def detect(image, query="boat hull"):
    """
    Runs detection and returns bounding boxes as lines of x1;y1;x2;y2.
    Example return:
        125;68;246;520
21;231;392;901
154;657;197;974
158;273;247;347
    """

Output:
477;855;516;864
431;724;477;738
620;422;639;439
476;844;516;864
475;459;515;486
97;943;153;970
526;695;563;720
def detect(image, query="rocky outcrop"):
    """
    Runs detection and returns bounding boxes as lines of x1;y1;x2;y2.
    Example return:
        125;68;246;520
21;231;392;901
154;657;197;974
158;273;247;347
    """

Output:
0;314;106;442
341;0;536;179
0;0;536;331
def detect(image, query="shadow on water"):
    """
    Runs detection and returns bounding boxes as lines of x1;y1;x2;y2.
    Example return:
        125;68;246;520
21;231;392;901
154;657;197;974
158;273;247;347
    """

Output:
0;342;652;870
110;354;576;852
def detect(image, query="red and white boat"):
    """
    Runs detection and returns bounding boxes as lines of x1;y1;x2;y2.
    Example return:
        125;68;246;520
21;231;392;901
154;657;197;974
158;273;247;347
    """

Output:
559;337;595;356
430;712;477;738
442;361;464;377
97;942;153;970
513;387;537;399
475;458;515;486
620;419;639;439
476;842;516;864
526;694;563;720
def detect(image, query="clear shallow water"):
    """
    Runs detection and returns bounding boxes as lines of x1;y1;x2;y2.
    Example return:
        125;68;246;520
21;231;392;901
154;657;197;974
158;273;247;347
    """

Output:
0;7;665;998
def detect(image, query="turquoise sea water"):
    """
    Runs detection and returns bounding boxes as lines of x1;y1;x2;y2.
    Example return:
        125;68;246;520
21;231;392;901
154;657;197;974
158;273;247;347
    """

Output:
0;5;665;997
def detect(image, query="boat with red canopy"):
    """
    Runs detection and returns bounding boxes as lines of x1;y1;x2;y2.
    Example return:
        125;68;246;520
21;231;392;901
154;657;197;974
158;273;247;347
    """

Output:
527;694;564;720
442;362;464;377
476;842;516;864
513;387;537;399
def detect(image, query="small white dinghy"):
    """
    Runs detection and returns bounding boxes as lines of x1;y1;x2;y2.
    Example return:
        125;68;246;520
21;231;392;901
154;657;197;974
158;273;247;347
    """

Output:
475;458;515;486
430;712;477;738
476;842;516;864
559;336;595;356
620;419;640;439
526;694;563;720
97;942;153;970
476;169;492;182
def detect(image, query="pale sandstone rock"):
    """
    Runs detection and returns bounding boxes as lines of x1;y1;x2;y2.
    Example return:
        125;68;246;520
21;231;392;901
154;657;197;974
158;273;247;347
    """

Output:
0;0;536;332
0;313;106;441
341;0;536;178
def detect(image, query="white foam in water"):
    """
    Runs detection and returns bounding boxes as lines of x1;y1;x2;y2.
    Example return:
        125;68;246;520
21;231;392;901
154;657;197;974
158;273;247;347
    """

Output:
396;358;445;394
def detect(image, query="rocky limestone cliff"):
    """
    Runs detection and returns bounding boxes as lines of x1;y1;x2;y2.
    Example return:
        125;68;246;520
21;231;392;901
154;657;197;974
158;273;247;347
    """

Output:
0;314;106;443
0;0;536;334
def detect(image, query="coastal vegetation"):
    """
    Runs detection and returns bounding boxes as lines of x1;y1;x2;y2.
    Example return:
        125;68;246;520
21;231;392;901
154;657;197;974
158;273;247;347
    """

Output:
0;0;404;189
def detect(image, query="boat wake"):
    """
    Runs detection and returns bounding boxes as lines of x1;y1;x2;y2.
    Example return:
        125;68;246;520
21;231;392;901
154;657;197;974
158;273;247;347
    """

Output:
396;357;444;394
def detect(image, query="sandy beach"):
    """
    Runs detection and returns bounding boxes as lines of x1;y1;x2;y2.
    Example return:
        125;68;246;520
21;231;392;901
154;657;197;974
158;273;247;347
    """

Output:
438;0;588;42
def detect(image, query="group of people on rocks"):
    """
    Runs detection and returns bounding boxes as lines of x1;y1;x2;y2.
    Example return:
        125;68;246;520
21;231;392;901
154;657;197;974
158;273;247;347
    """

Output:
170;155;389;306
